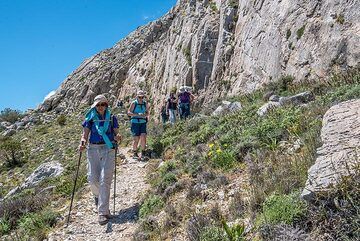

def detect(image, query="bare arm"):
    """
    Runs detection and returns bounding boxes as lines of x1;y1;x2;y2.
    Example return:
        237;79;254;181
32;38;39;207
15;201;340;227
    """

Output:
81;128;90;143
190;93;195;103
79;127;90;151
127;102;136;117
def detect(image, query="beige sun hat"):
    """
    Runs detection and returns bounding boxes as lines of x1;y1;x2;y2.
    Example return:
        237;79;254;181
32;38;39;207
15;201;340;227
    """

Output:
179;86;186;93
137;90;146;97
91;94;109;108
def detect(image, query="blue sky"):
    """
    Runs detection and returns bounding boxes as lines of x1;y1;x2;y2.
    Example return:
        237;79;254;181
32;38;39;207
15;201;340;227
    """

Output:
0;0;177;111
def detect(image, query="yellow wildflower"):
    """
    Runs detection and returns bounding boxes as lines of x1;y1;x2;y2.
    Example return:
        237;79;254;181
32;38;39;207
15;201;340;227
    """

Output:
216;149;222;154
209;143;214;148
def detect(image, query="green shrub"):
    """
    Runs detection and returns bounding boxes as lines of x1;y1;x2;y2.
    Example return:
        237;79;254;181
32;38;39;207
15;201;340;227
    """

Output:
209;1;218;12
0;193;51;234
305;170;360;240
191;123;215;145
0;137;24;168
56;114;66;126
265;75;294;95
139;195;165;218
35;126;49;134
336;14;345;24
18;209;58;239
286;29;291;40
222;220;246;241
148;136;164;157
296;25;306;40
159;161;177;176
158;172;177;192
0;216;11;235
207;143;236;170
54;172;87;197
0;108;23;123
260;192;306;225
200;226;226;241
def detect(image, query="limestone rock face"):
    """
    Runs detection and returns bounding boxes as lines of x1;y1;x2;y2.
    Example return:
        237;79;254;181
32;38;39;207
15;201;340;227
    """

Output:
302;99;360;200
38;0;359;114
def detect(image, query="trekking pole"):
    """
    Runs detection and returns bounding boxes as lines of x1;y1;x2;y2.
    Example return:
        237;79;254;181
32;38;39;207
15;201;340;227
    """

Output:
66;147;83;227
113;141;118;215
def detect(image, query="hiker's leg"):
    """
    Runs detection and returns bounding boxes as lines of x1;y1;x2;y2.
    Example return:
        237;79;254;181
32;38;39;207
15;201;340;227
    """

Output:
139;123;147;151
185;104;190;119
98;146;115;216
132;136;140;152
87;146;101;197
179;104;184;120
140;134;146;151
169;109;175;124
131;123;140;151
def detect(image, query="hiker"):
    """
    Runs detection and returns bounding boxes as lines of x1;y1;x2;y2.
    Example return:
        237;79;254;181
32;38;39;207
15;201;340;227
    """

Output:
178;86;195;120
166;92;177;124
116;99;124;109
127;90;150;160
78;94;121;225
160;98;169;125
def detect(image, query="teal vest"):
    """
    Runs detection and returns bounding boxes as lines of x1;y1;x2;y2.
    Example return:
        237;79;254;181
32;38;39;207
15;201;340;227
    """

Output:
130;99;147;124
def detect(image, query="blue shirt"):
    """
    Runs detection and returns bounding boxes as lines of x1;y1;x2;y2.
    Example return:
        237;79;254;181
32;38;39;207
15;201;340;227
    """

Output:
82;114;119;144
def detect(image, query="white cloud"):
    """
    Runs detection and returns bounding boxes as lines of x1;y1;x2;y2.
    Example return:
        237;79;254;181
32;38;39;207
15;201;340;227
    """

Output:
43;90;56;102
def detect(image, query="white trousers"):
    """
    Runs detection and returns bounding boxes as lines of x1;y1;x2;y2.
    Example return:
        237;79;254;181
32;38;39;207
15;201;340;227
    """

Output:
87;144;115;215
169;109;177;124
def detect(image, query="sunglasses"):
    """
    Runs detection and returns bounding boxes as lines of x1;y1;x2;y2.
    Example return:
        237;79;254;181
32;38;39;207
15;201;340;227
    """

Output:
138;96;144;99
96;103;108;107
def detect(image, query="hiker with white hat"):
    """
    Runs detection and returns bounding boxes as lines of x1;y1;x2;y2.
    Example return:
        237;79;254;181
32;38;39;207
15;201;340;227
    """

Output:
127;90;150;160
78;94;121;225
178;86;195;120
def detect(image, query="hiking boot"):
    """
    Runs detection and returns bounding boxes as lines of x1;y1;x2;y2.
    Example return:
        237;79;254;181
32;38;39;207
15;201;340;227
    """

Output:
98;215;109;225
132;151;139;159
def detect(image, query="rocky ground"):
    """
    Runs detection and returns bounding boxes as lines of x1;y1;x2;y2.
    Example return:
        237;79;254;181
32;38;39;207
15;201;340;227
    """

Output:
48;147;149;241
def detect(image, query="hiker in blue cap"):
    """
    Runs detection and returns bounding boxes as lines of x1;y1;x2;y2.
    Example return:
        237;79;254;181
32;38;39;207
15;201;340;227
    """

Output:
79;94;121;225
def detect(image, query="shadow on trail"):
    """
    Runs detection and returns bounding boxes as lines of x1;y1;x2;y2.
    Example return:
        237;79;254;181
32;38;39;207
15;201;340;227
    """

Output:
111;203;140;225
105;204;140;233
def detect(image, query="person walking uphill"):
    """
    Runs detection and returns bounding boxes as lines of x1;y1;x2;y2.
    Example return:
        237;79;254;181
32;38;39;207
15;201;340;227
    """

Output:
178;86;195;120
78;94;122;225
128;90;150;160
167;92;177;125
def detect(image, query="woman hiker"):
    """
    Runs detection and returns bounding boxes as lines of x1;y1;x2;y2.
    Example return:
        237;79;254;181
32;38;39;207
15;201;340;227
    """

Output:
166;92;178;125
79;94;122;225
127;90;150;160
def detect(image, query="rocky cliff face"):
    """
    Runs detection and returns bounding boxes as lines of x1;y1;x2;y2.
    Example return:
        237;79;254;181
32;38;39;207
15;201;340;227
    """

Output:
40;0;359;113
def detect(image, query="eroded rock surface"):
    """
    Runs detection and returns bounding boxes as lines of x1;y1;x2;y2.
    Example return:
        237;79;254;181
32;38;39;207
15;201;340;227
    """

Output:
302;99;360;200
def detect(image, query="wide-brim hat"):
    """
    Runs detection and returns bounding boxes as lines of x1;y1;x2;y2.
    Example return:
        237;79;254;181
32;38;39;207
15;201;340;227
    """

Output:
137;90;146;97
179;86;186;93
91;94;109;108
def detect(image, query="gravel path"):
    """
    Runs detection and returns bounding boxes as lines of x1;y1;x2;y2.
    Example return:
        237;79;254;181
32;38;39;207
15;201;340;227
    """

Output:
49;147;149;241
